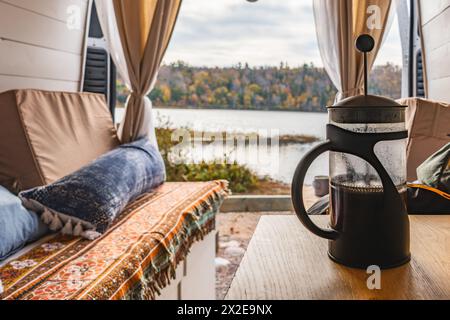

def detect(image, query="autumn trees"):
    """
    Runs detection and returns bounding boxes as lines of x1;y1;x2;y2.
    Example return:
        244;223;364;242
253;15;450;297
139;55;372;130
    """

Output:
116;61;401;112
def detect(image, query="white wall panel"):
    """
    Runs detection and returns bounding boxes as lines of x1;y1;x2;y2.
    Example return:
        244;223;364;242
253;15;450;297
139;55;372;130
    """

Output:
420;0;450;102
0;0;90;93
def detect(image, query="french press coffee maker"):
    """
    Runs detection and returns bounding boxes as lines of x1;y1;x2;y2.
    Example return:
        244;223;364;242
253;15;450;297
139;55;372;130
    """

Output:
291;35;410;269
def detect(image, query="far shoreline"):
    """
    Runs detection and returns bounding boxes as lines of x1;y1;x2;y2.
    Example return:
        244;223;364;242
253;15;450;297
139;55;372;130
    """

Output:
116;105;328;114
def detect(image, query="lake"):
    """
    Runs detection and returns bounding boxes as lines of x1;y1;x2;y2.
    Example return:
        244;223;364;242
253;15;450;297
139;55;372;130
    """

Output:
116;108;329;185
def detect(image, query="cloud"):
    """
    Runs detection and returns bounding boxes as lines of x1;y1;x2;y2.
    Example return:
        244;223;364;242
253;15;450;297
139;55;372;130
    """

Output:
164;0;403;67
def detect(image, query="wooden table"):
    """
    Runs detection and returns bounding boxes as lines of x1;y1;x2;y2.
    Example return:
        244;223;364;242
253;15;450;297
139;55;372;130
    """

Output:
225;215;450;300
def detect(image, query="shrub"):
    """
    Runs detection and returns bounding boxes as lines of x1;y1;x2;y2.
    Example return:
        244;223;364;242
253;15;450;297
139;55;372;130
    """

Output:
156;125;260;193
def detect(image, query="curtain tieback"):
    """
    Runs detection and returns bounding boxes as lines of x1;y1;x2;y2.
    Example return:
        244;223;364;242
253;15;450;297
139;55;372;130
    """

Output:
129;91;145;97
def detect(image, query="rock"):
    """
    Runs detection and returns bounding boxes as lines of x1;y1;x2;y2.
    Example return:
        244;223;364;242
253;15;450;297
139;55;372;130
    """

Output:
219;240;240;249
215;257;231;269
224;246;246;257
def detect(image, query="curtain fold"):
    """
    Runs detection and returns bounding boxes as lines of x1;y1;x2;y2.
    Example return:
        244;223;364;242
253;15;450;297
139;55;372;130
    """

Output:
395;0;411;98
313;0;394;101
96;0;181;145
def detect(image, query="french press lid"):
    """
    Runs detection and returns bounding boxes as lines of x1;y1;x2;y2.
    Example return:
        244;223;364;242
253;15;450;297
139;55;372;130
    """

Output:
328;34;406;124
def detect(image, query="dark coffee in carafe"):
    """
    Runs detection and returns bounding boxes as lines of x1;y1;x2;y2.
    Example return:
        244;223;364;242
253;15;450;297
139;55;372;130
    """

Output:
329;180;408;232
327;180;409;268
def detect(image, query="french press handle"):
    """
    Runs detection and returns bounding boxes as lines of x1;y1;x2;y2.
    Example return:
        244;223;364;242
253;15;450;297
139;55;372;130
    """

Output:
291;124;408;240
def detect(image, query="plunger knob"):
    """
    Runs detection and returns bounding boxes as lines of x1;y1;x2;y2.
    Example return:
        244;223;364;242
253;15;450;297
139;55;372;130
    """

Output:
355;34;375;96
356;34;375;53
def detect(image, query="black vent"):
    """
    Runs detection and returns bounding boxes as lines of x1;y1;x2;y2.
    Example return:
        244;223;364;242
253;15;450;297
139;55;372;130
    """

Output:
83;2;117;118
109;57;117;119
83;47;108;96
416;50;425;97
83;47;116;119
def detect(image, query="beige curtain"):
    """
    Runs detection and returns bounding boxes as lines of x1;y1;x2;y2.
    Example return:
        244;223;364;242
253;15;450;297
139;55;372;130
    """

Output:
96;0;181;144
314;0;394;101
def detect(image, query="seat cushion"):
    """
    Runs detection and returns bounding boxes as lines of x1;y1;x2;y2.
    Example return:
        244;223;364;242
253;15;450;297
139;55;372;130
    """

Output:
20;139;166;237
0;181;229;300
0;89;120;193
398;98;450;181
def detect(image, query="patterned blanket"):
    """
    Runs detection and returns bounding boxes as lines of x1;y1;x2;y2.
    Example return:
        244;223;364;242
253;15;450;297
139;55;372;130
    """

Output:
0;181;229;300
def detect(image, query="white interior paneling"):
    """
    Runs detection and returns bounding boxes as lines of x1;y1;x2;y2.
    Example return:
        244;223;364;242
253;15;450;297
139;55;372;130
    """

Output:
0;0;90;93
0;74;78;93
0;40;82;82
1;0;88;23
425;42;450;81
420;0;450;25
0;1;85;54
427;76;450;101
420;0;450;102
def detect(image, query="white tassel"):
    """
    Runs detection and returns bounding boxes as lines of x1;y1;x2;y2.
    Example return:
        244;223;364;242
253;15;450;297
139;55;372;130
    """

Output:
61;219;73;235
0;279;4;295
49;213;63;231
73;222;83;237
41;210;53;225
81;230;102;240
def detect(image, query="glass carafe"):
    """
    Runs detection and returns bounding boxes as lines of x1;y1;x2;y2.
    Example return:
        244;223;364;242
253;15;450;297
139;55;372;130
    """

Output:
329;111;407;231
291;95;411;269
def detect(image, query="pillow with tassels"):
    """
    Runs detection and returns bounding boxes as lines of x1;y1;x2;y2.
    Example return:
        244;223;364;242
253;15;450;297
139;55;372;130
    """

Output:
19;138;166;240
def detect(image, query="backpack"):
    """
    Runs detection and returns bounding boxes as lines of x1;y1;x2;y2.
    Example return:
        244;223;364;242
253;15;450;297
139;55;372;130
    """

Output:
407;143;450;214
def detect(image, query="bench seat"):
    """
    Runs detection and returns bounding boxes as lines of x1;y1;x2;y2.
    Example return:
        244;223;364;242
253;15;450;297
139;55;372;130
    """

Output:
0;181;228;300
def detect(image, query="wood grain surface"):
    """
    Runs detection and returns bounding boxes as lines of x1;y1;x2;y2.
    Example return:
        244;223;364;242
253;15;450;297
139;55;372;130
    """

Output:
226;215;450;300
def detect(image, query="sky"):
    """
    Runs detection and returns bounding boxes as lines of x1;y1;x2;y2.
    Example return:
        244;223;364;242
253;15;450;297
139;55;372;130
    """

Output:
163;0;403;68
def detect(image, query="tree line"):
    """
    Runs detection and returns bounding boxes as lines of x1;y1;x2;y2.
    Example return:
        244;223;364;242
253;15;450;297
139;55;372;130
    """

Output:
116;61;402;112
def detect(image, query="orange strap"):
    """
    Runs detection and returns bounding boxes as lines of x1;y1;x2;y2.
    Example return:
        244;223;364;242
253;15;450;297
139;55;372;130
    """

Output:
407;184;450;200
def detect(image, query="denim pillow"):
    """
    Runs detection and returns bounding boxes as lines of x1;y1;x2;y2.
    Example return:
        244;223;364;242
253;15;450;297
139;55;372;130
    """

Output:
20;139;166;239
0;186;48;261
